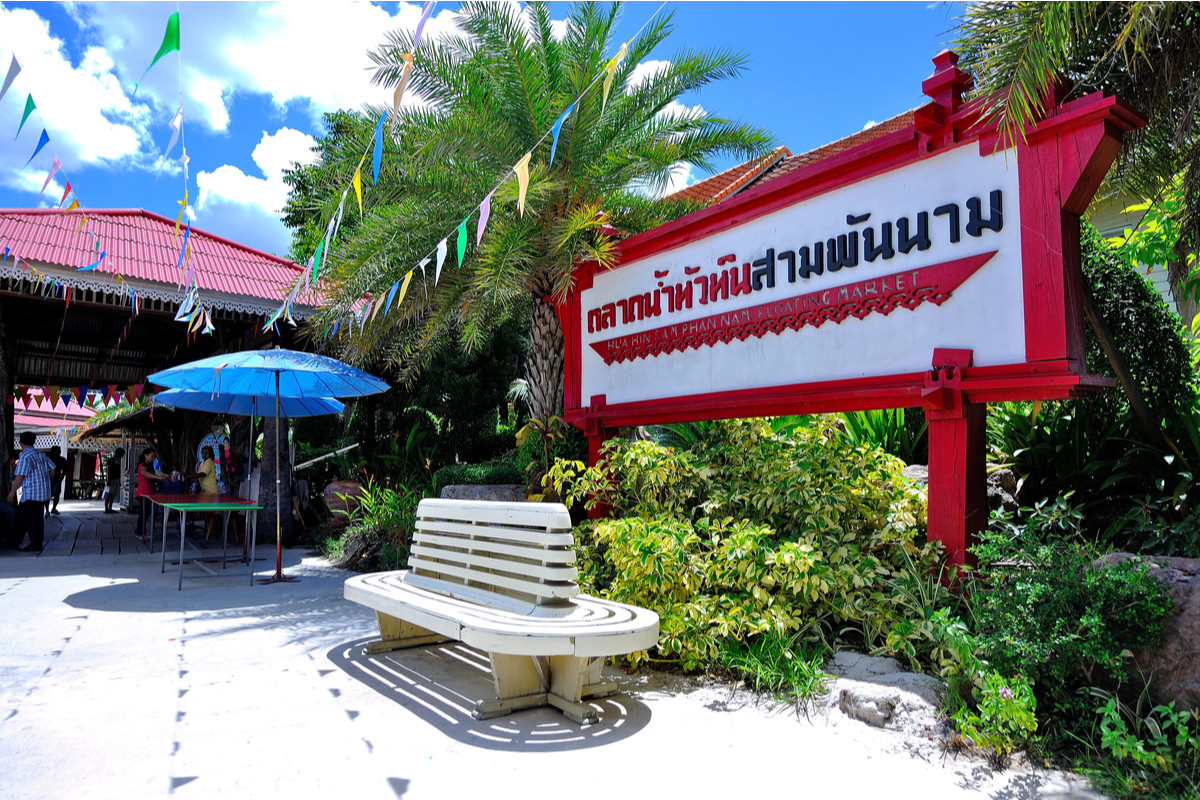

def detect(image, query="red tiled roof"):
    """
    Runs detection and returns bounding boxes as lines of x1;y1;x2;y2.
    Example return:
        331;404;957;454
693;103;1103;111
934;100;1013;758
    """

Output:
752;110;916;187
665;146;792;206
0;208;307;306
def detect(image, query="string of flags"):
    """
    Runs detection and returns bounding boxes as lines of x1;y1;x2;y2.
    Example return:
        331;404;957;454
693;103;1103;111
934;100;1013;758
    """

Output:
9;383;146;412
267;0;644;341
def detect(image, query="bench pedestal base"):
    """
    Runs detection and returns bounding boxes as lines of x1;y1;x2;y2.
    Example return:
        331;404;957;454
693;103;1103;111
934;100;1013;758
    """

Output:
477;653;613;725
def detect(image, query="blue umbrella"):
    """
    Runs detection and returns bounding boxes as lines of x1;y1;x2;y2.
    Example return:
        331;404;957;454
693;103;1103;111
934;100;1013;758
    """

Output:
153;389;345;418
149;348;388;583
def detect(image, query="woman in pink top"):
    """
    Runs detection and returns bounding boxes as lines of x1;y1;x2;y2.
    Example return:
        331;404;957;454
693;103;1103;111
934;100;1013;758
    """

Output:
135;447;169;541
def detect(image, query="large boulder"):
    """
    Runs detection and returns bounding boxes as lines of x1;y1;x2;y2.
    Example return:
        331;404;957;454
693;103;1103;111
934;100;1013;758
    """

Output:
439;484;526;502
1101;553;1200;710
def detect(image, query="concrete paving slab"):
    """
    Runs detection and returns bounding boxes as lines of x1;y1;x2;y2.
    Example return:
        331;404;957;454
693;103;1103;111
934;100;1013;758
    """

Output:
0;542;1102;800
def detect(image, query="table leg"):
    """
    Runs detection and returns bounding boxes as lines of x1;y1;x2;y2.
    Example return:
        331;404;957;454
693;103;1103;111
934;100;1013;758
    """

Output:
221;510;229;569
248;507;257;585
160;504;168;574
177;510;187;591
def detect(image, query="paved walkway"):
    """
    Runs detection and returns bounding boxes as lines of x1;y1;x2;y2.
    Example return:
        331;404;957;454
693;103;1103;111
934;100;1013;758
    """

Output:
0;509;1101;800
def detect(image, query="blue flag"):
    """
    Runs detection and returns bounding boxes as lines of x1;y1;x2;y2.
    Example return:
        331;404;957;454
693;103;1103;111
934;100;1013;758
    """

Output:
372;113;386;185
174;222;191;272
77;251;106;271
385;280;400;316
549;103;574;166
24;129;49;167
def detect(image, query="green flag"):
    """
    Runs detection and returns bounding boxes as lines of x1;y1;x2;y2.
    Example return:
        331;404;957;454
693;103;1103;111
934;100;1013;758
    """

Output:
15;94;35;139
134;12;180;92
456;217;469;268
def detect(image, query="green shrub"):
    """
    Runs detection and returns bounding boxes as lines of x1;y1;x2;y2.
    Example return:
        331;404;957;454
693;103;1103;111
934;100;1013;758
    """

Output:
433;449;524;490
971;498;1175;741
557;418;943;671
329;477;423;571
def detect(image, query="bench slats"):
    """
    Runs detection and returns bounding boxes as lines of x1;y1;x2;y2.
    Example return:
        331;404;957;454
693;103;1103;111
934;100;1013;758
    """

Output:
416;498;572;531
414;518;574;547
412;532;577;564
408;555;579;601
409;543;579;583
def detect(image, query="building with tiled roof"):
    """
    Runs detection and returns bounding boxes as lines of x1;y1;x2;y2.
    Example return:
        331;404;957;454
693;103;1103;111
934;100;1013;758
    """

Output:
665;145;792;206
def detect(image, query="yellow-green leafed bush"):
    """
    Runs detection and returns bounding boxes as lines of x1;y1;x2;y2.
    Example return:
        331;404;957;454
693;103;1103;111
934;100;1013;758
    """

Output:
559;418;941;671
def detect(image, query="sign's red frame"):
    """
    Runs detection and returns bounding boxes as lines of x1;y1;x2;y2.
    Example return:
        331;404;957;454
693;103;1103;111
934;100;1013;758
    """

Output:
558;52;1144;566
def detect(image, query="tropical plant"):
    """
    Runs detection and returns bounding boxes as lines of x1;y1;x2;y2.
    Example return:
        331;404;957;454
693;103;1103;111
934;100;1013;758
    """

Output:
285;1;772;419
954;2;1200;329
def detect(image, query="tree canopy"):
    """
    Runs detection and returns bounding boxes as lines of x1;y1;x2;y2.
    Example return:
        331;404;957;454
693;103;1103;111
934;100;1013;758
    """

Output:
283;1;772;418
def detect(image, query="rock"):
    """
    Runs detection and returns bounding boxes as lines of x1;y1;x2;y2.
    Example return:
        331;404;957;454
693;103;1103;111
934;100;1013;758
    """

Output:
901;464;928;484
439;484;527;502
986;467;1019;513
1101;553;1200;710
825;651;946;737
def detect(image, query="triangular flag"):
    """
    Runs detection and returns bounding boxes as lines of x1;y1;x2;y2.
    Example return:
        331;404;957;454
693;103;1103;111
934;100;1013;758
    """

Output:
78;251;106;271
384;280;400;316
47;386;59;407
128;384;144;402
174;187;188;239
456;216;468;268
63;198;79;214
370;294;385;322
549;103;574;165
135;12;181;92
396;269;414;306
602;43;628;114
418;256;430;281
434;238;447;285
58;181;72;208
413;0;435;49
70;387;81;404
78;386;89;405
391;54;414;121
513;151;531;216
23;128;48;167
157;107;183;176
477;190;494;245
353;162;363;217
35;158;60;206
15;94;35;139
312;237;325;283
372;112;386;185
174;222;191;273
0;56;20;104
75;214;88;234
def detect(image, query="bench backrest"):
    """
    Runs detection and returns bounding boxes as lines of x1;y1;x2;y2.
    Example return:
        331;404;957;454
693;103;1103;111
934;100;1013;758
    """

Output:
406;498;579;614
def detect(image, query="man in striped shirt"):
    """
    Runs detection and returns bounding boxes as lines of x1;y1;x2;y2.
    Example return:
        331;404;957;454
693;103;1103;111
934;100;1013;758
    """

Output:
7;432;56;552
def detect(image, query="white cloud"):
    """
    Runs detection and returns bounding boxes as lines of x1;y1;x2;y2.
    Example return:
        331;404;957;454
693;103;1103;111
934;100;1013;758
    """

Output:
193;127;318;255
0;6;152;196
628;59;671;89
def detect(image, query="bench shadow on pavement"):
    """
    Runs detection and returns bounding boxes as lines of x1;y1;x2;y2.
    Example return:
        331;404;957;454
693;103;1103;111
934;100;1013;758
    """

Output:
329;637;651;752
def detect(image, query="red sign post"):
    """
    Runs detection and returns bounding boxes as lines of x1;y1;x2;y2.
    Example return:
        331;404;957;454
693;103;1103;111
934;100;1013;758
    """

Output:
559;52;1144;566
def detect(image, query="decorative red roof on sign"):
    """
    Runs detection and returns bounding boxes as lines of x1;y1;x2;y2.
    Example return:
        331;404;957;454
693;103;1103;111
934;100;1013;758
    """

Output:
0;208;308;307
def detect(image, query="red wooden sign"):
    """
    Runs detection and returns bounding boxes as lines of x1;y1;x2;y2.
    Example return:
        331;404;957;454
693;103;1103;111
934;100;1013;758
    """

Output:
559;52;1144;566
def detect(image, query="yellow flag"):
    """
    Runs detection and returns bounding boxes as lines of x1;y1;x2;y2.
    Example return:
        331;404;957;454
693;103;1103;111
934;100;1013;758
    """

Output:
513;151;531;217
75;214;88;234
64;199;79;213
602;42;628;114
175;188;188;241
353;162;364;217
397;269;413;306
392;54;414;121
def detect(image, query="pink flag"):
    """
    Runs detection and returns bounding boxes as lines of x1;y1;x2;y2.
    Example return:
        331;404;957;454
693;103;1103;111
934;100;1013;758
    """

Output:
36;158;61;206
476;190;493;245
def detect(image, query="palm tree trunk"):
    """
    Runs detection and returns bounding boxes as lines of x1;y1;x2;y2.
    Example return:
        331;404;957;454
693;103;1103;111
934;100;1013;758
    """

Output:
526;296;564;420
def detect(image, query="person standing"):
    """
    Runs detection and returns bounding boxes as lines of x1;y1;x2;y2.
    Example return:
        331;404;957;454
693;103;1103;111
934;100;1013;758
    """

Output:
46;445;67;516
193;446;219;539
7;432;56;552
103;447;125;514
134;447;169;542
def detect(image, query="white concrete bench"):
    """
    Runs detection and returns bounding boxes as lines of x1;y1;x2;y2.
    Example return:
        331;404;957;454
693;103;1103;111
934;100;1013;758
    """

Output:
344;498;659;724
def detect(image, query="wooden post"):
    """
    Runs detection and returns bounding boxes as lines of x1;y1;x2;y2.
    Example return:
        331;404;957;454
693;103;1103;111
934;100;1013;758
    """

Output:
922;349;986;569
584;408;616;521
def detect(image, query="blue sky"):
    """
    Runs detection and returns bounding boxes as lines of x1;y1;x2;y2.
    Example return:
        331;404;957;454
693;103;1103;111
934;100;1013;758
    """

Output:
0;1;960;261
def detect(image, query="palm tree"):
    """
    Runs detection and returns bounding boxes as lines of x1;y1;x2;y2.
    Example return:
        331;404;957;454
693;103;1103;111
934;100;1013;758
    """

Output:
953;2;1200;326
295;1;772;419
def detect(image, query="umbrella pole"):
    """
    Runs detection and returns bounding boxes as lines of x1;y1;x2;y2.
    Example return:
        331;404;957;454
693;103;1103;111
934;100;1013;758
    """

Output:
260;371;298;584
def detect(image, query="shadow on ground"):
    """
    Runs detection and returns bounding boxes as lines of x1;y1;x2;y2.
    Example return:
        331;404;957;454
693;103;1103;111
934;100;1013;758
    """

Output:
329;637;652;752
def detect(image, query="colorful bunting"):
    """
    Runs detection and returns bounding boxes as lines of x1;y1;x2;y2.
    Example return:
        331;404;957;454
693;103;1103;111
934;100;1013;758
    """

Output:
15;94;35;139
477;190;493;245
311;236;325;283
0;56;19;104
513;151;531;216
549;103;574;165
602;42;628;114
434;237;447;285
75;214;87;234
372;113;386;185
62;198;79;214
384;280;400;316
135;11;181;92
397;269;414;307
58;181;72;208
35;158;61;206
24;128;49;166
175;188;188;239
157;107;183;175
392;53;414;121
175;222;192;273
413;1;435;49
456;216;468;268
77;251;106;271
353;162;363;217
